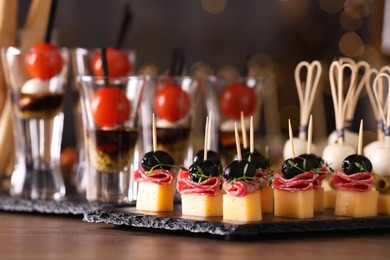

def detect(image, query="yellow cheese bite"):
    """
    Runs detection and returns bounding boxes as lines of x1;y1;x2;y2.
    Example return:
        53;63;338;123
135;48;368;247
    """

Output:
223;191;262;222
324;189;337;209
378;195;390;214
274;189;314;218
136;182;175;212
314;188;325;212
260;186;273;213
335;190;379;218
181;192;223;217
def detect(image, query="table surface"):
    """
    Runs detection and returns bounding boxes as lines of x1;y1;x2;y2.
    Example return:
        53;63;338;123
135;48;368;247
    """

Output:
1;212;390;259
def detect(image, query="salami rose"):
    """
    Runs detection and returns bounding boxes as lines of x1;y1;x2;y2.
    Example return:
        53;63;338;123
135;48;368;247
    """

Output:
222;180;260;197
134;168;175;185
332;170;373;192
272;171;315;192
177;169;221;196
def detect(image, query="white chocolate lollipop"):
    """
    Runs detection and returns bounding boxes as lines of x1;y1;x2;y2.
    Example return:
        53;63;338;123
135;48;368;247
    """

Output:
282;60;321;159
369;73;390;176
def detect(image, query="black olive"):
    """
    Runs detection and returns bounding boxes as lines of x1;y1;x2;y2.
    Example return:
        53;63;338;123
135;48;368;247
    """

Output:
141;150;175;171
189;160;219;182
242;151;270;170
298;153;321;169
222;160;256;182
194;150;221;165
281;157;313;179
342;154;372;175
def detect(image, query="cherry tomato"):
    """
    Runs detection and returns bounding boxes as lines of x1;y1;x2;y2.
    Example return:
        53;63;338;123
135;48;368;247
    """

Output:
90;47;132;77
219;83;256;119
91;86;131;128
25;43;64;80
154;85;190;122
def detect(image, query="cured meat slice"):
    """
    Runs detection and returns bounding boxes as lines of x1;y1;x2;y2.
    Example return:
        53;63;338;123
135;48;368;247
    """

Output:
272;171;315;192
332;170;373;192
134;168;175;185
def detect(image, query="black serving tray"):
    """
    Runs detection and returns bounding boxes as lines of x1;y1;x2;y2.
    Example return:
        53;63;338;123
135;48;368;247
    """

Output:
0;195;115;215
83;206;390;240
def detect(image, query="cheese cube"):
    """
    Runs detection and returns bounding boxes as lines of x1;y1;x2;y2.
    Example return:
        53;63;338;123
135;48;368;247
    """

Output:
136;182;175;212
181;192;223;217
223;191;262;222
314;188;325;212
274;189;314;218
378;194;390;214
260;186;273;213
324;189;337;209
335;190;379;218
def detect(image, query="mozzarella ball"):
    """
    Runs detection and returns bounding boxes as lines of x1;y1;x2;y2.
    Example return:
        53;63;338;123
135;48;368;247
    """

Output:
21;78;50;95
322;143;355;171
327;129;359;151
370;146;390;176
283;138;317;160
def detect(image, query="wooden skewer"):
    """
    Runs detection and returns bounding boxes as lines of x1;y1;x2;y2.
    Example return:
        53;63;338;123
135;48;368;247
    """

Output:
345;61;370;121
329;60;357;145
207;111;212;151
203;116;209;161
373;73;390;147
0;99;14;174
250;116;254;153
20;0;52;48
294;60;322;140
234;122;242;161
358;119;363;155
288;119;295;158
152;113;157;152
240;111;248;149
307;114;313;154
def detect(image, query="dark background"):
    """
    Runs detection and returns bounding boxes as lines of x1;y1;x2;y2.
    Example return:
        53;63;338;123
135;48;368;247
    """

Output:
16;0;388;149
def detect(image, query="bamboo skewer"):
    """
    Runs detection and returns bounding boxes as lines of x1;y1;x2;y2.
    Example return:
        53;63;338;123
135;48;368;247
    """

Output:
250;116;254;154
358;120;363;156
203;117;209;161
288;119;295;158
234;122;242;161
342;60;370;124
207;111;212;151
20;0;52;49
307;115;313;154
329;60;357;145
0;0;18;177
152;113;157;152
373;73;390;147
365;66;390;141
294;60;322;140
240;111;248;149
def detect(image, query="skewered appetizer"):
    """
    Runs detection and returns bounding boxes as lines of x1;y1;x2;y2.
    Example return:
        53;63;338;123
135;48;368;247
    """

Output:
242;150;273;213
368;72;390;214
134;150;176;211
272;119;315;219
272;156;315;218
222;123;261;222
298;153;328;212
333;154;378;217
177;156;223;217
177;115;223;217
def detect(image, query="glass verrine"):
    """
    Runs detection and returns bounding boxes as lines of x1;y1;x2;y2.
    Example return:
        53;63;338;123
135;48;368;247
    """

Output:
78;75;145;203
70;47;136;195
141;75;200;167
204;76;263;164
1;46;69;200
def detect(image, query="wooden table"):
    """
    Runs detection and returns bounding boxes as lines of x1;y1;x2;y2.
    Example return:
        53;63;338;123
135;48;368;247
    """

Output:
1;212;390;259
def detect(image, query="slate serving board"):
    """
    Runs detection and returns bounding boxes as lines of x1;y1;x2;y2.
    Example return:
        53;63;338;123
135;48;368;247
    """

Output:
0;195;117;215
83;206;390;240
